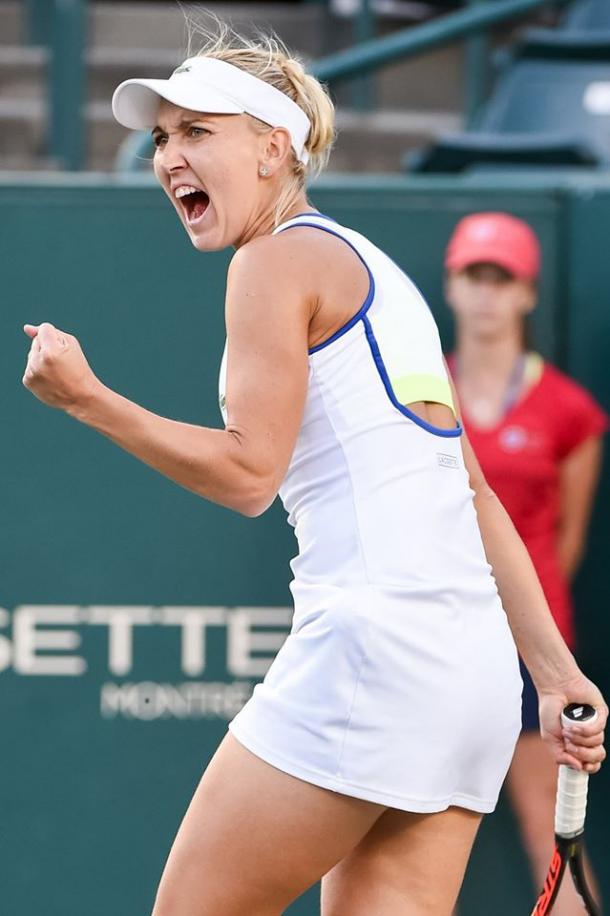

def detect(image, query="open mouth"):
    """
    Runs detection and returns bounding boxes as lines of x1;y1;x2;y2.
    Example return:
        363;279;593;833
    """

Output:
176;188;210;224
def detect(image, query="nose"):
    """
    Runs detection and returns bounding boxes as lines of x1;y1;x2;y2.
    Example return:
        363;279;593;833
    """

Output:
159;137;188;173
472;286;494;308
471;277;498;298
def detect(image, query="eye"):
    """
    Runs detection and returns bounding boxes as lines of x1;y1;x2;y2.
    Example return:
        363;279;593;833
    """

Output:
188;126;210;138
152;133;167;149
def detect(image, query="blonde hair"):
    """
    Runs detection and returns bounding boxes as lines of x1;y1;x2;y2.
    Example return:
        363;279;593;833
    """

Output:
183;11;335;225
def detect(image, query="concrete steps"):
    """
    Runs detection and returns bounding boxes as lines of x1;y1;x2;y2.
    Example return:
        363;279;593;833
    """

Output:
332;108;461;171
0;1;466;173
0;2;21;44
84;103;462;173
89;2;332;56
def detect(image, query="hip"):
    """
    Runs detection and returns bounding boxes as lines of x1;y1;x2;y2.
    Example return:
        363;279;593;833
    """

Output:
287;581;518;677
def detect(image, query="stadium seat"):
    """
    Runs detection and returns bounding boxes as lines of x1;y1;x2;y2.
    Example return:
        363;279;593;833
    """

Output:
517;29;610;60
408;132;598;172
409;38;610;172
562;0;610;30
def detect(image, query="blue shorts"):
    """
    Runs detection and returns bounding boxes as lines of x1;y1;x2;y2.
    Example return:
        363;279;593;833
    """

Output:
519;658;539;732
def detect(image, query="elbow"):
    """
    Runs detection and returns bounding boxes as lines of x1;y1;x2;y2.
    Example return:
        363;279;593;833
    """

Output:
219;431;280;517
471;480;503;514
235;491;276;518
475;482;499;503
239;498;273;518
222;474;278;518
469;471;498;504
238;465;281;516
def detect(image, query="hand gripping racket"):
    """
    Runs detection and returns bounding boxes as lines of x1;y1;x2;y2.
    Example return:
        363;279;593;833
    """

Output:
531;703;599;915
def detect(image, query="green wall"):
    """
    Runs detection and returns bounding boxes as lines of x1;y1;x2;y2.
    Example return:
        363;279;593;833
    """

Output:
1;173;608;915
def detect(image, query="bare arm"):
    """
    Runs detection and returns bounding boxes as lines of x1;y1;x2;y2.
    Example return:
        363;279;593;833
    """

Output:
22;232;312;517
445;369;607;769
556;436;603;579
461;433;575;687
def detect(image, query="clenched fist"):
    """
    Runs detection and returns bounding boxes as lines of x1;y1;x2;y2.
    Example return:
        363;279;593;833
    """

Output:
23;322;101;413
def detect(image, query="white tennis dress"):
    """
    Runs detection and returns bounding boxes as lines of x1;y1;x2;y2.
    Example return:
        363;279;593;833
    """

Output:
220;212;522;814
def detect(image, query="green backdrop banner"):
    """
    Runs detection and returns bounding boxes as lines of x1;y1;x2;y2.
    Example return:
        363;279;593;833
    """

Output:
1;173;608;915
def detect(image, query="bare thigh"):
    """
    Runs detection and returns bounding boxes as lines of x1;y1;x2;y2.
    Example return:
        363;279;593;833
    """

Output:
321;806;482;916
506;732;558;876
151;733;385;916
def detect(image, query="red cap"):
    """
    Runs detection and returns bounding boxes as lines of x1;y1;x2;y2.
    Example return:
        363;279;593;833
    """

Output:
445;212;540;281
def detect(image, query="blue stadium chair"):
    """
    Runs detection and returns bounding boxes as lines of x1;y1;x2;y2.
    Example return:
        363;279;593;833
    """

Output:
562;0;610;30
409;33;610;172
408;133;598;172
519;29;610;60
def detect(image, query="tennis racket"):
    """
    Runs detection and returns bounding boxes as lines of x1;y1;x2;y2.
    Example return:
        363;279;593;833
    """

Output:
531;703;599;915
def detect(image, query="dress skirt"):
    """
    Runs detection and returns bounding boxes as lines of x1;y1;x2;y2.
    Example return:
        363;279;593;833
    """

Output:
229;583;523;814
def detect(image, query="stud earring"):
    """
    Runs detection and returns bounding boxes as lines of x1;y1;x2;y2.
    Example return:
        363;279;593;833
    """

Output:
259;165;270;177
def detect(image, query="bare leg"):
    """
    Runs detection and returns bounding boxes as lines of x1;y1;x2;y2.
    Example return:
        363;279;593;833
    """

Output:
151;733;385;916
507;732;601;916
321;806;482;915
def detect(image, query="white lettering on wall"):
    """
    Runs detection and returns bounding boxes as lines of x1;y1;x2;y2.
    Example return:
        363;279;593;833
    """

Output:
0;608;13;673
0;605;292;679
86;606;156;676
100;680;253;720
228;607;292;677
13;606;86;675
159;607;227;676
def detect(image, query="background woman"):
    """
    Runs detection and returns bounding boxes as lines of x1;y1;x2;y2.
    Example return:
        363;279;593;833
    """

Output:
445;211;608;914
22;25;606;916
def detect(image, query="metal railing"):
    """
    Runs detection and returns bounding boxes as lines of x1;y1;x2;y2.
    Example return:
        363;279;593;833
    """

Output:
118;0;569;172
24;0;570;172
26;0;87;171
311;0;565;82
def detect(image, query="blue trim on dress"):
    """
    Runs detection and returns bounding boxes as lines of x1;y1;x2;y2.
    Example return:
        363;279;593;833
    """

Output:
275;221;375;354
278;217;460;438
362;315;463;439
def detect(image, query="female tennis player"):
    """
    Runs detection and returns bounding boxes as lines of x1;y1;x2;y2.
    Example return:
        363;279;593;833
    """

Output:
445;212;608;914
22;25;606;916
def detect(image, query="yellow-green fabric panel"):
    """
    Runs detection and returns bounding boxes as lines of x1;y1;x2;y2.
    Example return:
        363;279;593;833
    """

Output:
391;373;456;412
524;351;544;385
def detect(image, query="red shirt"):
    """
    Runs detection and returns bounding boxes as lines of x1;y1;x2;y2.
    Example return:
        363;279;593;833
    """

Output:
449;358;608;648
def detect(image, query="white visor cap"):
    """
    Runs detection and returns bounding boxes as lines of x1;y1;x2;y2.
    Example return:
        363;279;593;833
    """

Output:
112;56;311;165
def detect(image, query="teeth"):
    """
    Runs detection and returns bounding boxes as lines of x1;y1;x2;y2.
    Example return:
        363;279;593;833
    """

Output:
175;185;201;199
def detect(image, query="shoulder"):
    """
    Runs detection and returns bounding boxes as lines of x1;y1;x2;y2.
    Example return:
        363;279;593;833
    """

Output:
538;361;608;455
228;224;365;292
225;233;313;329
224;232;323;338
540;361;604;413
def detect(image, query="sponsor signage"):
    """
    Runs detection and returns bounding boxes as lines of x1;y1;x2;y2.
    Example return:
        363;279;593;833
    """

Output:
0;604;292;720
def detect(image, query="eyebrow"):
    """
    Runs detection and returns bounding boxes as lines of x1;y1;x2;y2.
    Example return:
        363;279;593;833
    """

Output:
151;116;215;136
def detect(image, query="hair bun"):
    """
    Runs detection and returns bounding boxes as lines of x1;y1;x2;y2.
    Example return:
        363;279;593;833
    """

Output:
185;13;335;222
277;55;335;163
280;57;307;88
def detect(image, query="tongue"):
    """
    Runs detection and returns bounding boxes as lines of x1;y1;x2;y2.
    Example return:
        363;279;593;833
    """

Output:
191;199;207;220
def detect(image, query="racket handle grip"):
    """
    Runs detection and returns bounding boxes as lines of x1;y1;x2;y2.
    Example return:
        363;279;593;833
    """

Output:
554;704;598;839
555;766;589;838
